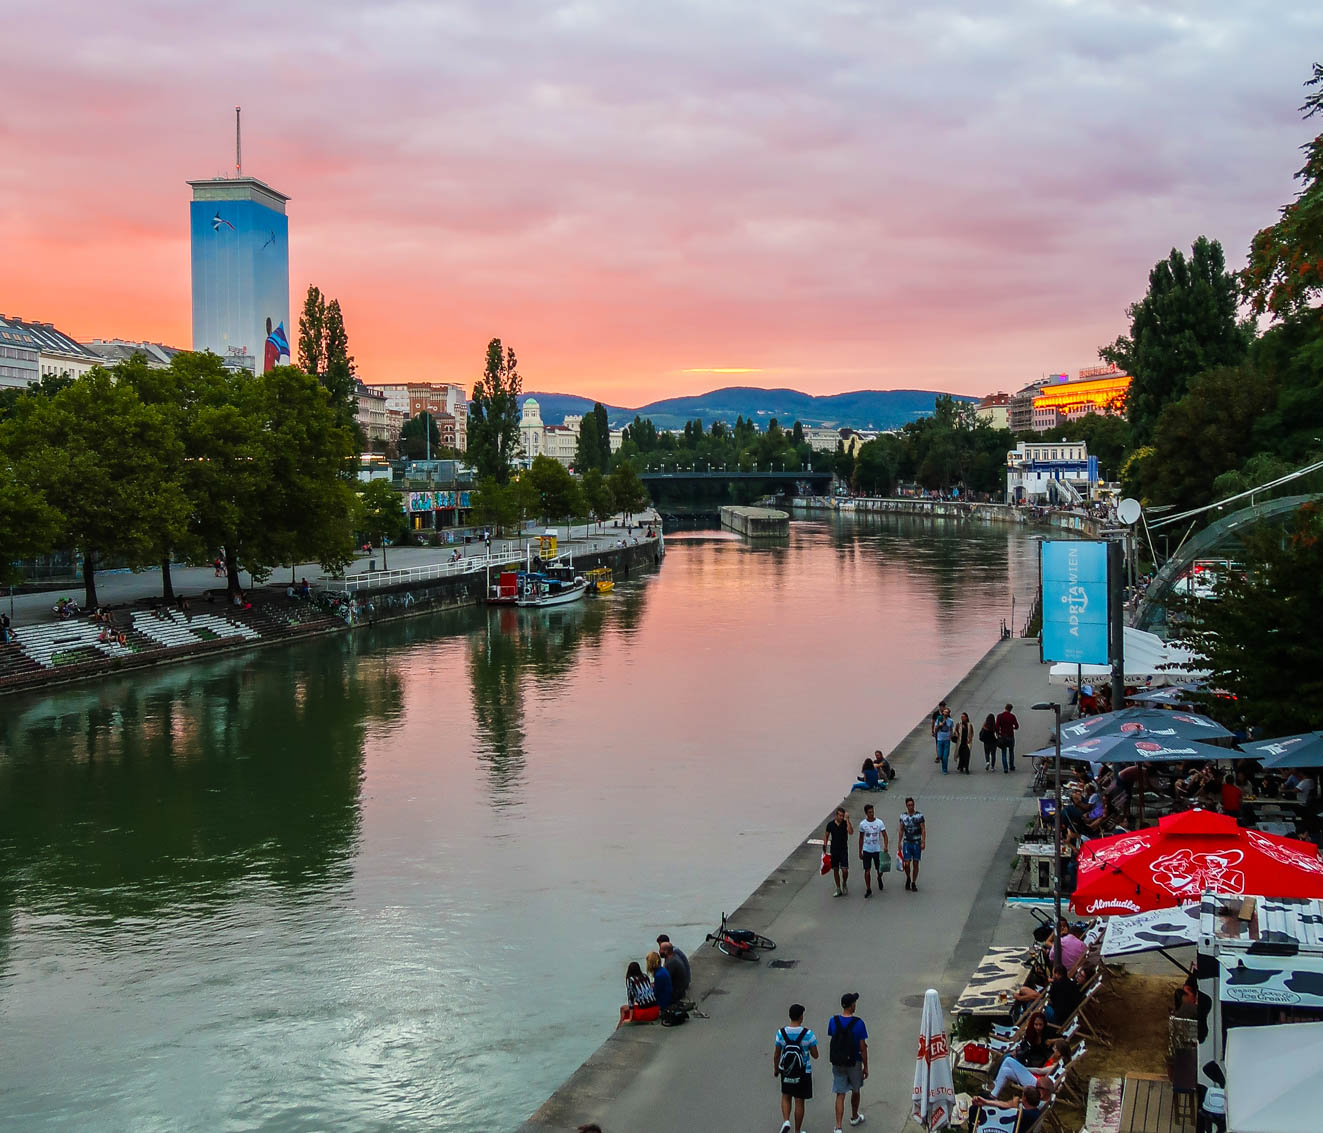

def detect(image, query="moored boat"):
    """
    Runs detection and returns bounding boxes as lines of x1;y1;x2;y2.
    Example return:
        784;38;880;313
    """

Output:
584;567;614;594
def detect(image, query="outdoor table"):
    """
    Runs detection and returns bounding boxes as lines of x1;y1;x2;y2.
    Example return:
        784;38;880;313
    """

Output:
954;945;1031;1018
1119;1071;1194;1133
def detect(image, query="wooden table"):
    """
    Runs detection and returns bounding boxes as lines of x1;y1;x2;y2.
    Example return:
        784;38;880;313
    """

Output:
1119;1072;1195;1133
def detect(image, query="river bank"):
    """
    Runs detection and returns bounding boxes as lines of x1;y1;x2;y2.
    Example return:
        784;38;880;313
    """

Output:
0;528;663;697
789;493;1106;537
522;632;1059;1133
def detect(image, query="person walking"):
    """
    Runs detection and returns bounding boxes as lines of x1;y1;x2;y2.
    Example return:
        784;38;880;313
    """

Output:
774;1002;819;1133
979;713;998;772
954;712;973;774
857;803;889;898
899;797;926;892
995;703;1019;773
825;806;853;896
929;701;948;763
934;707;953;774
827;993;869;1132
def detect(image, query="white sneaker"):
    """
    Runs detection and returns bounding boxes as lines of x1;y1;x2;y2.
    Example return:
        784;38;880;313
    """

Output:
833;887;842;897
780;1122;792;1133
850;1114;867;1126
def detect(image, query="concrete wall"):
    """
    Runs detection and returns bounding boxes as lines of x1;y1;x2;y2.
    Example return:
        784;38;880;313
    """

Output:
787;495;1104;537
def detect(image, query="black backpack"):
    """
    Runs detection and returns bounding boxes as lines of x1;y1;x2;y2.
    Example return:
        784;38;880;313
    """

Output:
659;1005;688;1027
778;1027;809;1083
829;1015;861;1066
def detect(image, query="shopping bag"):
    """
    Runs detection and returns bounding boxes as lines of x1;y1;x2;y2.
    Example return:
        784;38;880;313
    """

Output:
820;851;833;875
877;850;892;874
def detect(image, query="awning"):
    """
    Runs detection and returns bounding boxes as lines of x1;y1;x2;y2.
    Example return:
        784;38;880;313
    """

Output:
1049;626;1208;687
1226;1021;1323;1133
1101;903;1200;958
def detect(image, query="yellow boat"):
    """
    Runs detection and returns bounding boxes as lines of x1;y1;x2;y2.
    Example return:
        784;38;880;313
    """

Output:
584;567;614;594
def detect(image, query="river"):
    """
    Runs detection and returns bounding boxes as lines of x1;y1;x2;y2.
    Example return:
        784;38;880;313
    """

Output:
0;516;1038;1132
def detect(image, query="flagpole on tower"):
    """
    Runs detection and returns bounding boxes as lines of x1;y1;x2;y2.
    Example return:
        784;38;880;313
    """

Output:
235;106;242;177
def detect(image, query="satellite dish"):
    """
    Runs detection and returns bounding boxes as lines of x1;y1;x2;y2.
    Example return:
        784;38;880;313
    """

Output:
1117;497;1142;525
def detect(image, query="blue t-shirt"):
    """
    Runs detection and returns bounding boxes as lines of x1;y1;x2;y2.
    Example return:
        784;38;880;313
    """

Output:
827;1014;867;1063
652;964;673;1010
775;1026;818;1075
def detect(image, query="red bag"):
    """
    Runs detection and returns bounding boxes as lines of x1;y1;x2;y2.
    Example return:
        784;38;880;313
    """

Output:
820;851;833;875
963;1043;990;1065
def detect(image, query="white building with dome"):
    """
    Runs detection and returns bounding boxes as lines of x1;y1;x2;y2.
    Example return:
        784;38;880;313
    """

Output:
519;397;545;463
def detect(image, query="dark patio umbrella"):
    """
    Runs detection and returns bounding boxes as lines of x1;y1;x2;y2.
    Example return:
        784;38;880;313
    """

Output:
1242;732;1323;769
1059;707;1233;745
1126;684;1206;708
1028;732;1232;766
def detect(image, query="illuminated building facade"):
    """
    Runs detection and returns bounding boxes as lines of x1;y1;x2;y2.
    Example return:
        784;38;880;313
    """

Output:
1030;365;1130;431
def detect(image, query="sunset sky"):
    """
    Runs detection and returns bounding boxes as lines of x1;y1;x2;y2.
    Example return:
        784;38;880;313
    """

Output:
2;1;1320;404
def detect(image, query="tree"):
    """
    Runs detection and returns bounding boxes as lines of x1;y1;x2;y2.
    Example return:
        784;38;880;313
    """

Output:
593;402;611;469
0;455;61;587
1100;237;1249;439
853;437;898;496
472;477;521;536
608;463;649;519
1168;501;1323;734
1243;64;1323;320
575;412;603;473
4;369;187;607
527;455;582;522
321;298;357;428
298;285;326;377
581;467;614;528
355;480;405;567
400;412;442;460
468;338;522;484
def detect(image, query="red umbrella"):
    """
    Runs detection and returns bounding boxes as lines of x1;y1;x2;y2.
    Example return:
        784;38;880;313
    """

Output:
1071;809;1323;916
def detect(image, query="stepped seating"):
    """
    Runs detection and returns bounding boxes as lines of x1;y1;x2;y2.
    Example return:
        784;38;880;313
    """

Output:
129;609;258;649
0;641;44;682
10;619;138;668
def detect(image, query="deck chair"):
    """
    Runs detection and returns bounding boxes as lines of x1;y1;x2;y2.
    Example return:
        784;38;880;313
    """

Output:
1049;970;1109;1047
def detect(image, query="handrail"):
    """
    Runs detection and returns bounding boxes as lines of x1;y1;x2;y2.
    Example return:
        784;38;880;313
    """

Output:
326;554;512;593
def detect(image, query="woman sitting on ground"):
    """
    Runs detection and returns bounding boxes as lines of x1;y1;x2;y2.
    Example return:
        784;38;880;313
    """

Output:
646;950;673;1011
617;960;659;1026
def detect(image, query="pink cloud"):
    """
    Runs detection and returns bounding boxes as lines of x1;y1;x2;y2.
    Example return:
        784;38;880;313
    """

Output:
2;0;1320;405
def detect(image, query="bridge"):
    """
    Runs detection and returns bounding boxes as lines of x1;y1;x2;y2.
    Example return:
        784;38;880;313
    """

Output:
640;470;833;487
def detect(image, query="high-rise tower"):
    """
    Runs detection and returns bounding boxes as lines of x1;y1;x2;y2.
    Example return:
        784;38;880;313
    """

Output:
188;111;290;372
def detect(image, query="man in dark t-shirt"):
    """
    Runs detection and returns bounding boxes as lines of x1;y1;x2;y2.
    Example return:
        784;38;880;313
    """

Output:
825;806;853;897
658;939;689;1002
1046;964;1082;1025
995;703;1019;772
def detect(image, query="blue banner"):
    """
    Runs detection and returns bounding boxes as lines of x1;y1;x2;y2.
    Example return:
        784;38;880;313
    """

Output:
1040;540;1110;665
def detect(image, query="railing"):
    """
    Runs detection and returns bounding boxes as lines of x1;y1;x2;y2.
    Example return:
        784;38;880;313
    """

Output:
327;554;511;594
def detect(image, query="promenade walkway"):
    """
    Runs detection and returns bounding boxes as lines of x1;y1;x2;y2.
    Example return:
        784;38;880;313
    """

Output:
524;635;1058;1133
6;517;657;627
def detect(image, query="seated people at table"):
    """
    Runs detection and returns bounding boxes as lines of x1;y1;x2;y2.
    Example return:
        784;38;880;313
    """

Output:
617;960;659;1026
1044;964;1083;1026
970;1085;1046;1130
1220;773;1243;817
645;950;672;1010
1285;772;1317;806
990;1040;1071;1098
1175;764;1215;800
1044;919;1087;972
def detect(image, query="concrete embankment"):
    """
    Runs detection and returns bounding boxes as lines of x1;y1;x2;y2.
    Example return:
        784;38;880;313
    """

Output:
0;534;663;697
522;634;1058;1133
790;495;1105;537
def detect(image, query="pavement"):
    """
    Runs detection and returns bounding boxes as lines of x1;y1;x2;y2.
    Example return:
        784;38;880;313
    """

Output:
522;635;1062;1133
5;516;658;627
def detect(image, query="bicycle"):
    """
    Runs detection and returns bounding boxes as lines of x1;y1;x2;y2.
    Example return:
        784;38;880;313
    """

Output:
705;911;776;960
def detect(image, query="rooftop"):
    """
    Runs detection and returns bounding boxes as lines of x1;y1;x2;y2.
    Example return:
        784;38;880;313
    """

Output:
0;314;99;359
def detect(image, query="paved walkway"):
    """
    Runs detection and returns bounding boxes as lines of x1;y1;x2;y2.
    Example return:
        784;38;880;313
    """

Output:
5;517;657;627
523;635;1059;1133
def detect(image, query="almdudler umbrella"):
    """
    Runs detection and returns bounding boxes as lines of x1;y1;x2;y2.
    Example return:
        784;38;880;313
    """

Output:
1241;731;1323;769
912;988;955;1130
1059;707;1233;745
1070;809;1323;917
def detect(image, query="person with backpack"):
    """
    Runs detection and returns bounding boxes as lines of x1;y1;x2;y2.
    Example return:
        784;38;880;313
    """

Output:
827;992;869;1131
773;1003;819;1133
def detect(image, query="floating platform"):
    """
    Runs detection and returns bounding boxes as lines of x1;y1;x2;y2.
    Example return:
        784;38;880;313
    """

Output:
720;505;789;538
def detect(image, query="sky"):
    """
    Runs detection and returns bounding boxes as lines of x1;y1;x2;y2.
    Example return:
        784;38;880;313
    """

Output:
2;1;1320;405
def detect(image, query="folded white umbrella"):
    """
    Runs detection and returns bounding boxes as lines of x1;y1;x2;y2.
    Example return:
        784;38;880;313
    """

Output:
912;987;955;1130
1226;1021;1323;1132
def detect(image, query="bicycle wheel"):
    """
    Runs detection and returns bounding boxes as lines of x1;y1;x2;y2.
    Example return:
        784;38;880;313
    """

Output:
747;933;776;951
717;938;759;961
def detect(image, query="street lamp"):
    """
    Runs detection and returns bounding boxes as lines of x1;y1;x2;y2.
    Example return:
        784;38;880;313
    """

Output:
1031;699;1064;968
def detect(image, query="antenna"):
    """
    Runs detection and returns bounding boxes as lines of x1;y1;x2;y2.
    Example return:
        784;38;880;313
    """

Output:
235;106;242;177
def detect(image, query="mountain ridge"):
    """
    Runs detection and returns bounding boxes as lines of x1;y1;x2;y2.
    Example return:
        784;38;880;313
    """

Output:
518;385;973;431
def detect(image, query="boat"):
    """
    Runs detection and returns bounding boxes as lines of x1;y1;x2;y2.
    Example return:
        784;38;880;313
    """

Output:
584;567;614;594
486;562;587;608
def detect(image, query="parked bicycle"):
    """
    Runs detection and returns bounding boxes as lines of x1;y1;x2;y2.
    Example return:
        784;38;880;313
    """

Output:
705;911;776;961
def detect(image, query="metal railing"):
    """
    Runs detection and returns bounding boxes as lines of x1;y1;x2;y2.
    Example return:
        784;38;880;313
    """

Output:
327;554;511;593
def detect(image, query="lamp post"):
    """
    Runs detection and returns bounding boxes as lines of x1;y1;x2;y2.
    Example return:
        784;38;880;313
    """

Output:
1032;699;1064;968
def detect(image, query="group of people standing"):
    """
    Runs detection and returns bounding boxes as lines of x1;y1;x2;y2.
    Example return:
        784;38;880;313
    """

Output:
930;700;1020;774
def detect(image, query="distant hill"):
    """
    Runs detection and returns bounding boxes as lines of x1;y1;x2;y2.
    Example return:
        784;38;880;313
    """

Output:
518;386;971;431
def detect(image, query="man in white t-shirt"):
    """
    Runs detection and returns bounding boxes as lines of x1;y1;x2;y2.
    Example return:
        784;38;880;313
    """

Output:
857;803;890;898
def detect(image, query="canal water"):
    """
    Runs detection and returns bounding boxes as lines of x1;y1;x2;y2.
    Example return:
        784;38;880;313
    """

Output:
0;517;1038;1132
